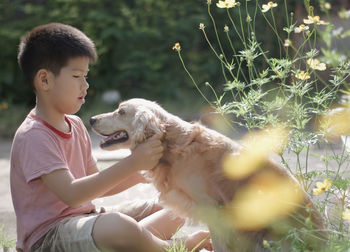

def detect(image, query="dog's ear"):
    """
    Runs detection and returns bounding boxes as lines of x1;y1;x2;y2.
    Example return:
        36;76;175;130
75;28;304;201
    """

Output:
131;108;164;148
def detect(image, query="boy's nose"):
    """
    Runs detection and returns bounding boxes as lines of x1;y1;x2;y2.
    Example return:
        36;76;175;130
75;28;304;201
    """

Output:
90;117;97;126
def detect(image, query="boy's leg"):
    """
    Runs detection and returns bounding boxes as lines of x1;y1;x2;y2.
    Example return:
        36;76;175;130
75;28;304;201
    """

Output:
92;211;168;252
107;199;185;239
139;209;185;240
92;211;212;252
107;199;162;221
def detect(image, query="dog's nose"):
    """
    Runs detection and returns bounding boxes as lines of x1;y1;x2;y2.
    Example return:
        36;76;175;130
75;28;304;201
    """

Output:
90;117;97;126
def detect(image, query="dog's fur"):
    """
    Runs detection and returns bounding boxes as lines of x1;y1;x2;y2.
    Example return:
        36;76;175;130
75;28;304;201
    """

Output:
90;98;326;252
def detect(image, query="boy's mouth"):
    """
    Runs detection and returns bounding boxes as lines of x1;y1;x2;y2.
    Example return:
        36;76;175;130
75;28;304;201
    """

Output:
78;93;87;99
78;95;86;103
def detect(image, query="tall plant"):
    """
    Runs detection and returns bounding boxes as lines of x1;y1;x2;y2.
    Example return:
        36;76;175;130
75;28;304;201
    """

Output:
173;0;350;250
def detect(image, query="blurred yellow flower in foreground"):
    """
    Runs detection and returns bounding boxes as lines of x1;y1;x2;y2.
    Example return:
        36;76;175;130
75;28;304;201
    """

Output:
318;107;350;139
224;171;304;230
307;58;326;71
262;2;277;13
342;211;350;221
216;0;239;9
172;42;181;51
312;178;332;195
295;70;311;80
223;126;288;179
303;15;329;25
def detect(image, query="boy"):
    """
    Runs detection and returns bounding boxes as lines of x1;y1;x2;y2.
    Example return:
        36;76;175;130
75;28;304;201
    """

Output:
11;23;212;252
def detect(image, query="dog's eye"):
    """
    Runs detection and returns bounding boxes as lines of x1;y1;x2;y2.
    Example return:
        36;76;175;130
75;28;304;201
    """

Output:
118;109;125;115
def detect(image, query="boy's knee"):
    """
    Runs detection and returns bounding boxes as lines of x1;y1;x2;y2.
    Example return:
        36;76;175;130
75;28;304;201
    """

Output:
92;212;143;250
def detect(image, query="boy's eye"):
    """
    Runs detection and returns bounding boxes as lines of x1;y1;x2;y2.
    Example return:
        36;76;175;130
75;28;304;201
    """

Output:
73;75;88;79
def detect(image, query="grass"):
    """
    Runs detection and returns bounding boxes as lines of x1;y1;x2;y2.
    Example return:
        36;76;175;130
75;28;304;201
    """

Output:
0;224;15;251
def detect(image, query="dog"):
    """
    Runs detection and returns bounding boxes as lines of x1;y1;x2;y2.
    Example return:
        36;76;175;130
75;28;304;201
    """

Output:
90;98;326;252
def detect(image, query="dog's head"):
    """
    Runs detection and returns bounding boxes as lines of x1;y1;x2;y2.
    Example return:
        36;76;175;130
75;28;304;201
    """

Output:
90;98;167;150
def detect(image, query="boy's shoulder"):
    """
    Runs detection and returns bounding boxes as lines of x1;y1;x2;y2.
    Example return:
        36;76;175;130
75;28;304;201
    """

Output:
66;114;83;125
66;114;88;133
13;112;87;145
13;111;52;144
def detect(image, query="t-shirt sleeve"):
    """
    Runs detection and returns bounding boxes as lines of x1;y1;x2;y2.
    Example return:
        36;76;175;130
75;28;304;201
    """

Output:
21;129;69;183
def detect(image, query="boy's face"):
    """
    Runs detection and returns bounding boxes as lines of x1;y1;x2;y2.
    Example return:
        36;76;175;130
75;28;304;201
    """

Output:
46;56;90;115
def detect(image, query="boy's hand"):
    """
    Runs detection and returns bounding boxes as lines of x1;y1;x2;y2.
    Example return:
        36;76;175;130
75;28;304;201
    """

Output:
130;134;164;171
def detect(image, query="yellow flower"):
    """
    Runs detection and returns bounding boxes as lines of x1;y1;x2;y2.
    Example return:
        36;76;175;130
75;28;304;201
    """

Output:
313;179;332;195
224;25;229;32
303;15;329;25
283;39;292;47
294;24;309;33
172;42;181;51
324;2;331;10
262;2;277;13
343;211;350;221
295;71;311;80
307;58;326;71
338;9;350;20
0;102;8;111
246;15;252;22
216;0;239;9
263;240;270;248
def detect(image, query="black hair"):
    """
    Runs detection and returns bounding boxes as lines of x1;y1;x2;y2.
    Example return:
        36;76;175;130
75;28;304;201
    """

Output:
17;23;97;90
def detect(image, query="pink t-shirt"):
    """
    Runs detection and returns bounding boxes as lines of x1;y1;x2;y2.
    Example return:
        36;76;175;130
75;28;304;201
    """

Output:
10;110;97;252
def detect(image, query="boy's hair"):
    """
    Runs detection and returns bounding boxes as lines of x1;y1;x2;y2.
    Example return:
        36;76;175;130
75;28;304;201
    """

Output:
18;22;98;90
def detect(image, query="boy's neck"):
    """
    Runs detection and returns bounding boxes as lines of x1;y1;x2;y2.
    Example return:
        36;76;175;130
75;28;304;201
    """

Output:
34;101;70;134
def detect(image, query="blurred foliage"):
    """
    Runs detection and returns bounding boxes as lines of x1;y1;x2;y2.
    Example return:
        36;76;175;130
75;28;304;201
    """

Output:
0;0;313;106
0;0;348;138
0;0;223;107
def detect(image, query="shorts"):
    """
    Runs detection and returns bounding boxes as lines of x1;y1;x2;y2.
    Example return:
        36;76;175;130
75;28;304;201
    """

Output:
30;199;158;252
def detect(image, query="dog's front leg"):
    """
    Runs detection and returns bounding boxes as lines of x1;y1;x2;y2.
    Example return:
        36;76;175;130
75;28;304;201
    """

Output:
158;189;196;218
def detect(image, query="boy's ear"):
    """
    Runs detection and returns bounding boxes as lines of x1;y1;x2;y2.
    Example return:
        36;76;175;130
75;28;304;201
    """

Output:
34;69;50;91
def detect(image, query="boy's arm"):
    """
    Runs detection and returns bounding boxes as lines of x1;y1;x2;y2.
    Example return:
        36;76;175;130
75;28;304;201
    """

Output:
87;164;147;197
41;134;162;207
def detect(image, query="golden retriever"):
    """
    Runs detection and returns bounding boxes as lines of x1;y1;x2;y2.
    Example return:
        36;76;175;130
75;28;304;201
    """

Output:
90;98;326;252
